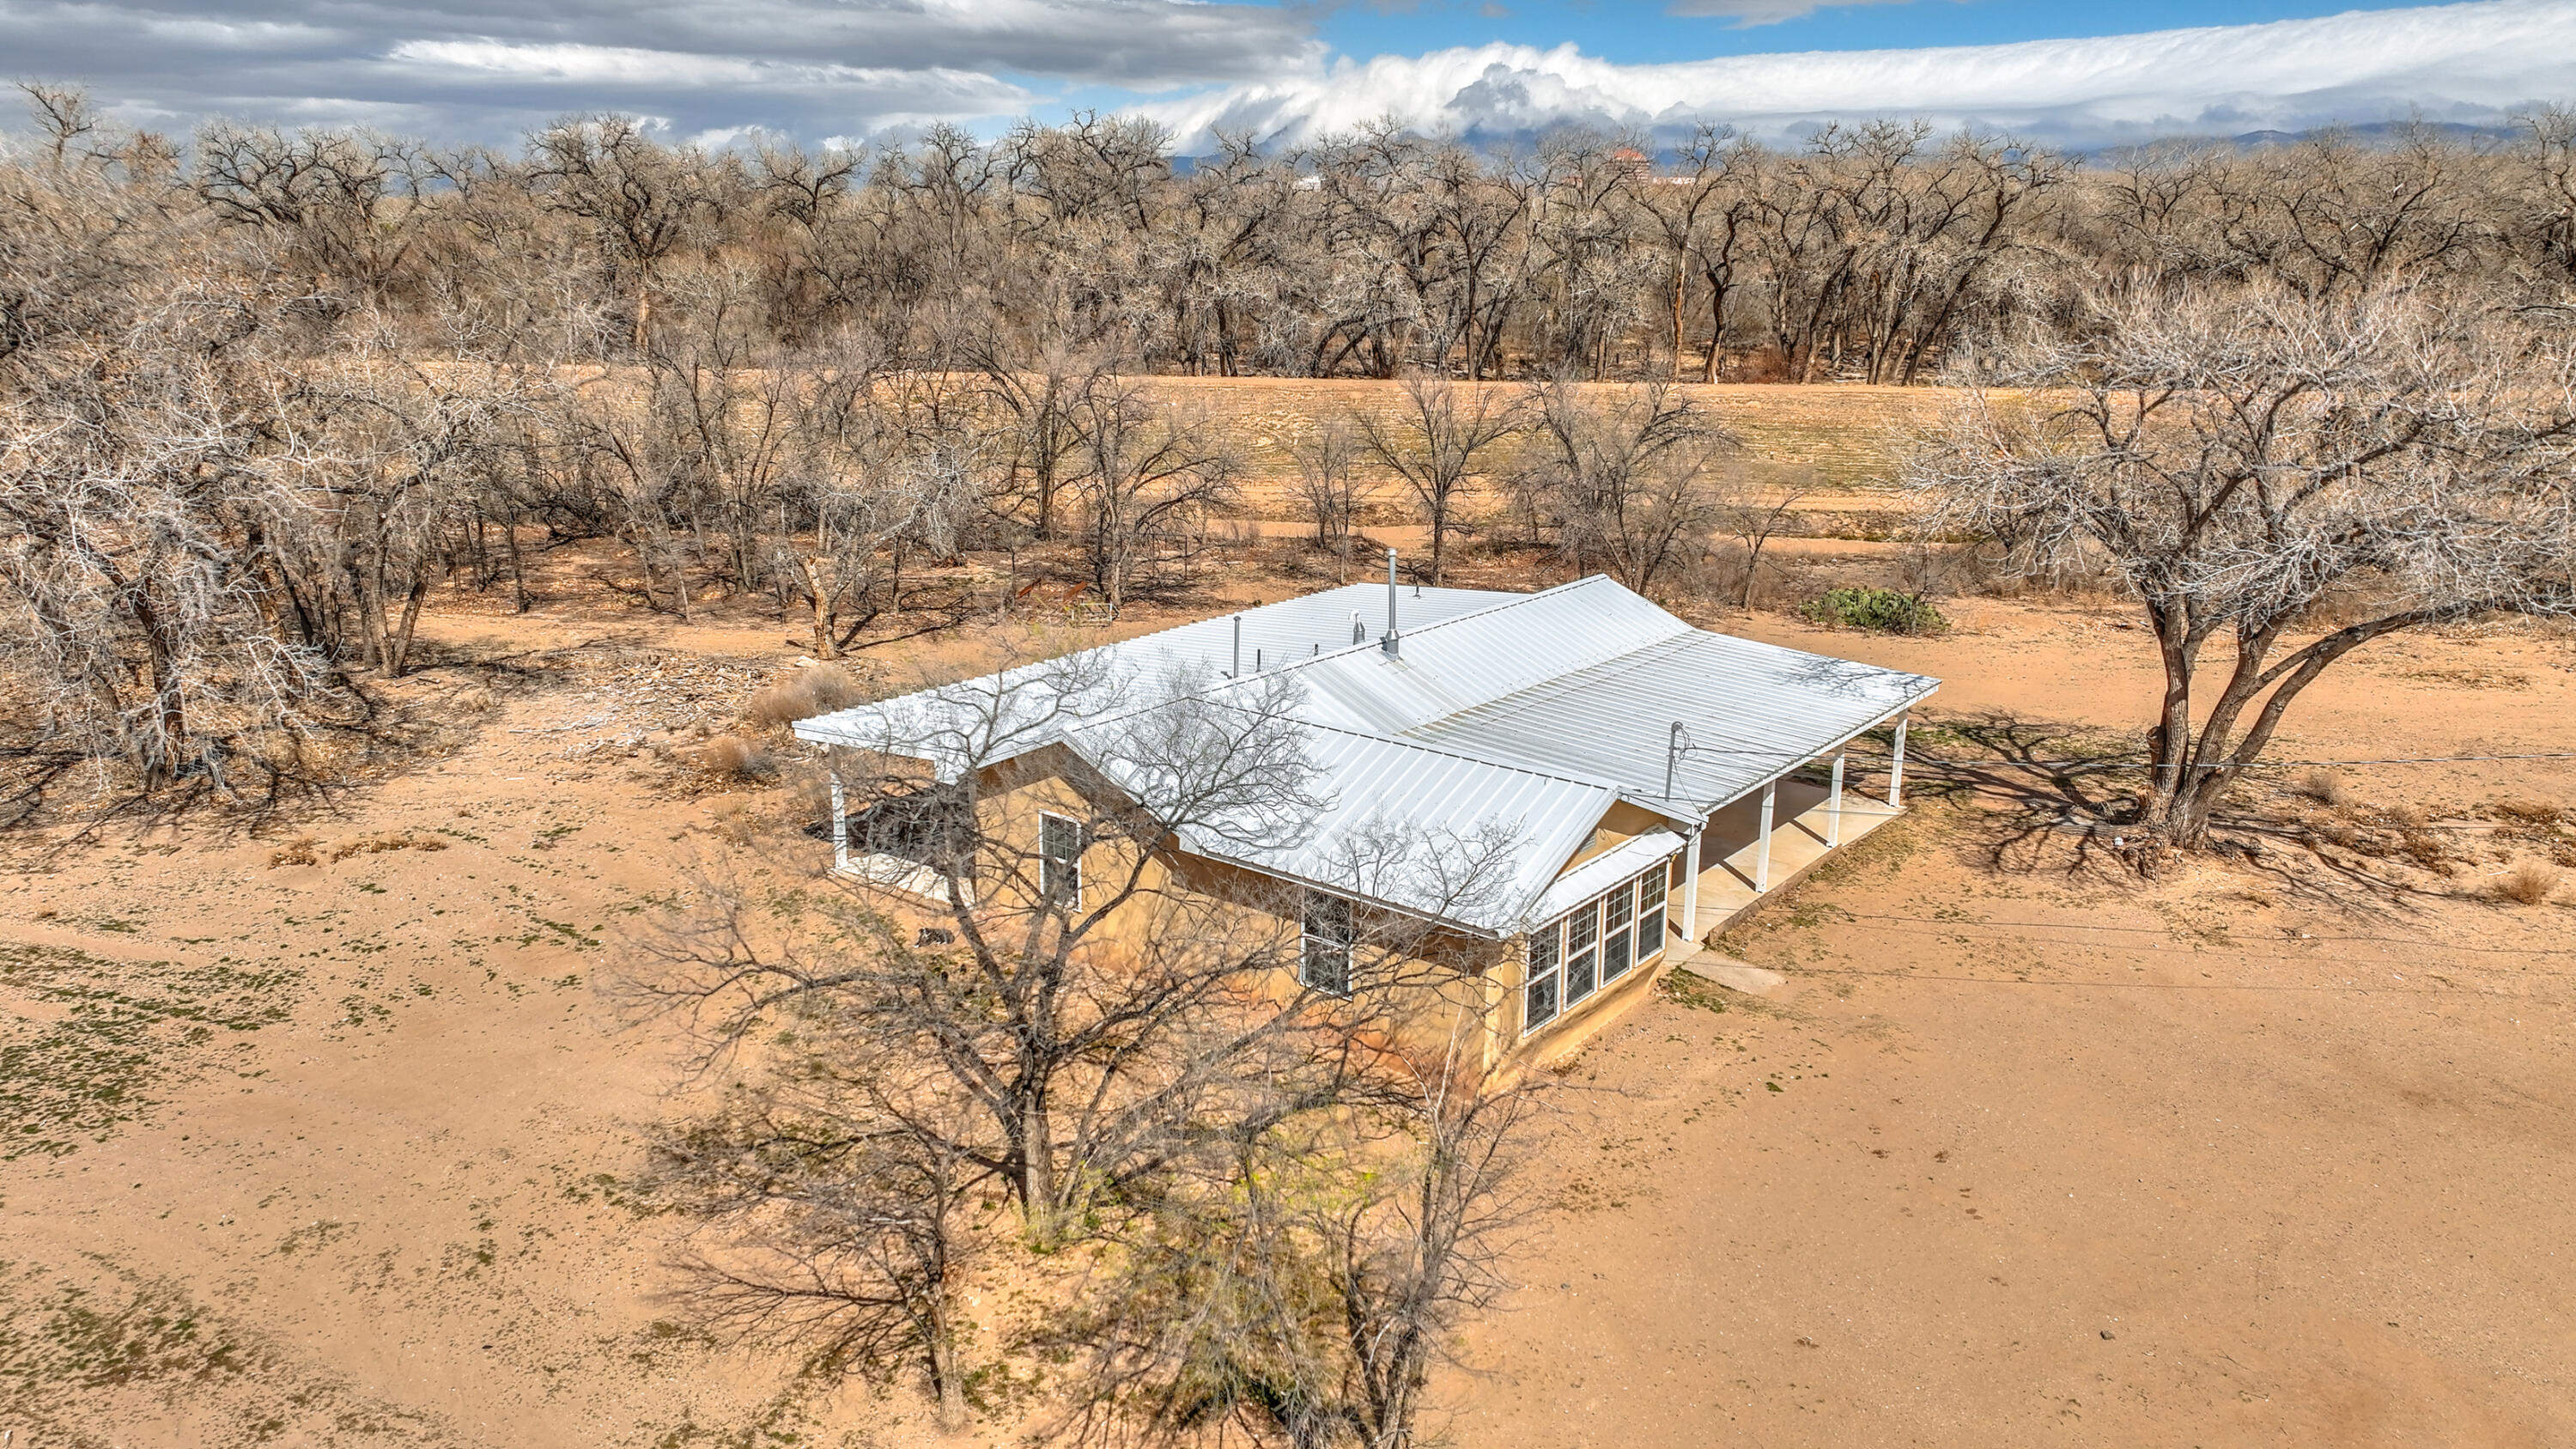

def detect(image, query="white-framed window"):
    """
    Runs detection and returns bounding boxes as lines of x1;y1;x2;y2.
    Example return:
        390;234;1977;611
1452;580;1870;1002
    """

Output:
1522;861;1674;1038
1039;812;1083;910
1301;890;1354;995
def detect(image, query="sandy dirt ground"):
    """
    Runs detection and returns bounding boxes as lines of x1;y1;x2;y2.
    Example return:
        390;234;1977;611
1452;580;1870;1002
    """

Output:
3;553;2573;1446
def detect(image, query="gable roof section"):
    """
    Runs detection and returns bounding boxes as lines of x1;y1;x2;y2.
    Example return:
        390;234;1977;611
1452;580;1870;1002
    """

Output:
794;581;1517;770
1404;626;1936;815
793;574;1938;935
1078;718;1617;936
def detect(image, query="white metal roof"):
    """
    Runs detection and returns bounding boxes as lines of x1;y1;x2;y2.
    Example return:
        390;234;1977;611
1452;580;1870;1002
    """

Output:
1528;828;1685;924
1086;719;1619;935
795;581;1517;773
793;574;1937;935
1405;625;1935;815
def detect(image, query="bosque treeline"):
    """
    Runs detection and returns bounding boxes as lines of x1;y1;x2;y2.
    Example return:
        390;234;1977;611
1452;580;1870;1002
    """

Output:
43;100;2576;385
7;78;2576;812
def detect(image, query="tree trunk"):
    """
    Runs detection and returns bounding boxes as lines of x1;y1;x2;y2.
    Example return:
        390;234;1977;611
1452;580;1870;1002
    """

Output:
387;574;428;677
926;1301;969;1431
799;555;840;658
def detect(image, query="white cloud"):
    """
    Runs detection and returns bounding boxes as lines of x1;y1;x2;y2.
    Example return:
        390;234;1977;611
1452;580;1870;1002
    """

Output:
0;0;1316;141
1664;0;1916;30
1137;0;2576;149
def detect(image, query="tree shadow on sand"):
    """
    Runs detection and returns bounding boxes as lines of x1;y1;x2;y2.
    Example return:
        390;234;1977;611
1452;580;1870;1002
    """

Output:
1898;712;2444;916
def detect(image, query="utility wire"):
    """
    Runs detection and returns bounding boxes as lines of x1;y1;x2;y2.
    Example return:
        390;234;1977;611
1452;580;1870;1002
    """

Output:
1667;742;2576;770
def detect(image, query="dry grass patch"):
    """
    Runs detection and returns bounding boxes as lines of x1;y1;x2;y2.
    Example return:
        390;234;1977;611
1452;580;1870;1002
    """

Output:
744;666;867;730
695;734;769;781
2295;769;2354;808
2493;859;2562;906
265;832;450;868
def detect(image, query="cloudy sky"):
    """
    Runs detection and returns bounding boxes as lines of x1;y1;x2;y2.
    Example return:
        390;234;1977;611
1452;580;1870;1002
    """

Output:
6;0;2575;150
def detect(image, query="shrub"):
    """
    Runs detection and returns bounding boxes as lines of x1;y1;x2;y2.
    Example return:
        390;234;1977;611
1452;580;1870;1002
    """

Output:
2494;859;2561;906
697;734;769;781
2494;799;2564;827
744;666;867;728
2294;769;2353;808
1799;587;1945;636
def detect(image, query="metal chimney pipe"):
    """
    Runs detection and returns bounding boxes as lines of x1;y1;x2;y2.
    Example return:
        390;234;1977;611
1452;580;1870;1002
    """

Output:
1231;614;1242;677
1382;548;1400;656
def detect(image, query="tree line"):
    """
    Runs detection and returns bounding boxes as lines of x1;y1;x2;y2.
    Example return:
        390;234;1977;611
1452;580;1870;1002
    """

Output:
27;91;2576;384
7;79;2576;825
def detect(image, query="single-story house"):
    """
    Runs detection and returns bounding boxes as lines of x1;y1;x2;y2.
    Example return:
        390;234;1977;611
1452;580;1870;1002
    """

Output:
793;563;1936;1065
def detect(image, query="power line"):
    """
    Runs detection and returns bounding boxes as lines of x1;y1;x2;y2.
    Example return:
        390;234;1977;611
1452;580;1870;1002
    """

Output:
1670;742;2576;771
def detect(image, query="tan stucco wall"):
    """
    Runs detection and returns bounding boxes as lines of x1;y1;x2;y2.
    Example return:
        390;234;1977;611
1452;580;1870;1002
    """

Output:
885;758;1684;1075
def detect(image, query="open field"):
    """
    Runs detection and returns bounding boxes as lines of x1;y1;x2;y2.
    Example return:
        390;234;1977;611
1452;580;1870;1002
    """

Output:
1138;377;1963;520
4;502;2575;1446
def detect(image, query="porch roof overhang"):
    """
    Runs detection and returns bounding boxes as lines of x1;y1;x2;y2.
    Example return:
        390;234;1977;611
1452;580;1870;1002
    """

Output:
1527;828;1686;926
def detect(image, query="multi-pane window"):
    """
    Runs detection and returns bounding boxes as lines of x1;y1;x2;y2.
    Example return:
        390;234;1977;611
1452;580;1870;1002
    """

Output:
1526;916;1561;1029
1301;890;1354;995
1602;880;1635;983
1564;899;1600;1004
1637;869;1667;958
1039;813;1083;909
1522;862;1674;1038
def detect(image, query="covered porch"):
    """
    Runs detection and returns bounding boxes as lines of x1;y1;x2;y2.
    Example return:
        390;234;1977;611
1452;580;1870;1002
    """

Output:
1666;717;1912;953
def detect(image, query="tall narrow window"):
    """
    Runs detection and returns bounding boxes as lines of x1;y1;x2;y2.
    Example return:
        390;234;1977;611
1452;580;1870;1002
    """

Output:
1636;868;1668;962
1602;879;1635;983
1564;900;1600;1004
1039;813;1083;910
1301;890;1354;995
1525;917;1562;1032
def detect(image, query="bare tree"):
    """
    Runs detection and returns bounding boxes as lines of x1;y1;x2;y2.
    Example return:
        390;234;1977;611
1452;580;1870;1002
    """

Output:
1290;415;1374;581
1711;468;1812;611
1911;282;2576;849
648;1040;987;1429
1066;380;1239;610
1355;379;1518;585
1068;1028;1541;1449
1516;375;1734;594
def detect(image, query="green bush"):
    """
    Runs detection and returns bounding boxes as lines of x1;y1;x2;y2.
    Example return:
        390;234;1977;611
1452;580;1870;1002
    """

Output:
1800;587;1947;636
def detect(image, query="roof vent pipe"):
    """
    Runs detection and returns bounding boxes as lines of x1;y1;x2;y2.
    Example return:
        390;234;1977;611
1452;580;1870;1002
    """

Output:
1382;548;1400;656
1230;614;1242;678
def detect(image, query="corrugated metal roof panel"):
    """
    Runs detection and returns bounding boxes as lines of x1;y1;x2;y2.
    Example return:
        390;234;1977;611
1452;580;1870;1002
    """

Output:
1077;718;1616;935
791;573;1939;933
1286;575;1693;735
792;581;1516;763
1404;627;1937;815
1528;829;1684;924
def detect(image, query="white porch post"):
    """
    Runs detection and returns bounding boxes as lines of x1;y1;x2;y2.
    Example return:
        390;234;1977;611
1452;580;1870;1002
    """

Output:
1888;713;1910;809
1754;780;1777;892
1828;752;1846;847
829;769;848;873
1680;825;1703;946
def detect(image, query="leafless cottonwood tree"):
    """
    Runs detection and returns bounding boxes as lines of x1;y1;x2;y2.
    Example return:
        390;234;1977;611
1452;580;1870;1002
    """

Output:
1911;282;2576;849
1290;416;1375;581
1356;379;1519;585
1068;1029;1541;1449
641;656;1336;1240
1515;375;1735;594
1066;380;1240;609
647;1050;987;1428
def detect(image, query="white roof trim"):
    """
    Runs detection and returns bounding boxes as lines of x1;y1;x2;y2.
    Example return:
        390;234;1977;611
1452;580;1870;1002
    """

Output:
1527;829;1684;928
